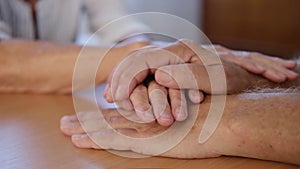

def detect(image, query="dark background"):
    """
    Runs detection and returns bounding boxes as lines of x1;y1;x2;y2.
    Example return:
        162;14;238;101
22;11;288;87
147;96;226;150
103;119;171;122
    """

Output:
202;0;300;58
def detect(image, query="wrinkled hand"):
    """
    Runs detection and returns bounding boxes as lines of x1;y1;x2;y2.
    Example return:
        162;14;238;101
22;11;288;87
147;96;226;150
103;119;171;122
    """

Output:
155;44;298;93
60;107;220;158
212;45;298;82
129;80;204;126
104;39;298;125
104;40;213;109
104;40;208;125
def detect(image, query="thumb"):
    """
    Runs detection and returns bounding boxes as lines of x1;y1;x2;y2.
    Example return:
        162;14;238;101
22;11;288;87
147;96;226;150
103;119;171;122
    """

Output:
155;63;227;94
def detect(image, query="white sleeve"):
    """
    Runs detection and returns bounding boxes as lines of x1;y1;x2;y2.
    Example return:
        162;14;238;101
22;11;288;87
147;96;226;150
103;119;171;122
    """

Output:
84;0;150;45
0;20;11;41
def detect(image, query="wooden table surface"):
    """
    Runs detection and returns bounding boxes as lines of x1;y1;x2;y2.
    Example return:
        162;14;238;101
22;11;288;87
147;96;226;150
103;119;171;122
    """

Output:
1;93;299;169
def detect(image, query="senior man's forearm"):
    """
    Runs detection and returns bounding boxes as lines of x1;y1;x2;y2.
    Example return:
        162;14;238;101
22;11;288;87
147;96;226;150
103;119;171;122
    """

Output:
59;87;300;164
197;92;300;165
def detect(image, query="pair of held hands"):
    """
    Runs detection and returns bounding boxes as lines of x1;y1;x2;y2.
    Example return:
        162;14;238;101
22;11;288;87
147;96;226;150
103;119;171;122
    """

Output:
103;39;298;126
60;39;298;158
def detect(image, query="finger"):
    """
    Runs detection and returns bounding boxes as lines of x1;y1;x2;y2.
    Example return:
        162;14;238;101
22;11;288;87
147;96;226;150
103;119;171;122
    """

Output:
267;62;299;81
113;48;184;102
100;109;145;130
236;58;266;74
61;114;79;123
168;88;188;121
60;116;110;136
263;69;287;83
110;51;149;110
130;85;155;123
112;40;205;103
283;60;297;69
76;111;103;121
115;99;133;110
246;53;298;80
148;81;173;126
188;89;205;103
105;51;137;102
155;64;210;92
221;51;267;74
60;116;84;136
61;110;138;136
72;134;101;149
270;65;299;81
285;69;299;80
111;47;157;102
104;84;113;103
256;60;298;82
60;112;101;136
271;57;297;69
72;130;133;150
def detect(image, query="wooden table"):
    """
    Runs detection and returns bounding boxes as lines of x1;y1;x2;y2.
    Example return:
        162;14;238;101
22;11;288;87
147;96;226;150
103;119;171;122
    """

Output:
1;93;299;169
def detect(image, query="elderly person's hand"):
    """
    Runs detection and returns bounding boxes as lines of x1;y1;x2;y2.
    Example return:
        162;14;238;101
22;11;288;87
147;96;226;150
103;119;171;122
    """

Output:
104;40;207;126
60;91;300;165
60;103;222;159
203;44;298;83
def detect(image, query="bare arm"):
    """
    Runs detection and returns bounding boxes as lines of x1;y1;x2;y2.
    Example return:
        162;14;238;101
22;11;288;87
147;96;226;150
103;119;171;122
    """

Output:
213;92;300;165
60;90;300;165
0;40;148;93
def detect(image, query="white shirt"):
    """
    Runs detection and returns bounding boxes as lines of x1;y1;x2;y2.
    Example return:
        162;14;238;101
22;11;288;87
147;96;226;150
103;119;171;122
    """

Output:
0;0;149;44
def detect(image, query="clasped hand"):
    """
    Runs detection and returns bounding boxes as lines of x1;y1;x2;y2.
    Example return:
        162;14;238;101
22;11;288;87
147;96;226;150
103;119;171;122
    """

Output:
103;39;298;126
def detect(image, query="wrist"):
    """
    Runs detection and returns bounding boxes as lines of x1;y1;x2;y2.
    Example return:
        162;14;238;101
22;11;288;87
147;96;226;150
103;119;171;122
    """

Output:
124;41;150;53
175;96;234;158
191;95;242;157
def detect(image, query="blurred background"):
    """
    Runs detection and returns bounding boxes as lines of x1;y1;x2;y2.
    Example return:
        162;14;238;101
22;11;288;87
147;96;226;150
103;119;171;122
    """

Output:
123;0;300;59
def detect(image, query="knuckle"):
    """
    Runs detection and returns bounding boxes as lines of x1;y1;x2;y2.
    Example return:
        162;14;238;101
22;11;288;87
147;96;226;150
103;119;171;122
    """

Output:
149;81;165;92
172;93;183;103
272;57;284;62
137;104;151;112
130;86;146;99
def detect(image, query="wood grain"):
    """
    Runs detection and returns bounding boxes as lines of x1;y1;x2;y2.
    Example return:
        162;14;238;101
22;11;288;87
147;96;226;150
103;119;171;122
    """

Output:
0;94;299;169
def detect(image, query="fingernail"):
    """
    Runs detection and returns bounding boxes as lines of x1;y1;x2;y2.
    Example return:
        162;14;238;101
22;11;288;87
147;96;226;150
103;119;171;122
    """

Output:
72;134;82;140
159;114;173;126
192;91;201;103
189;90;202;103
175;107;187;121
